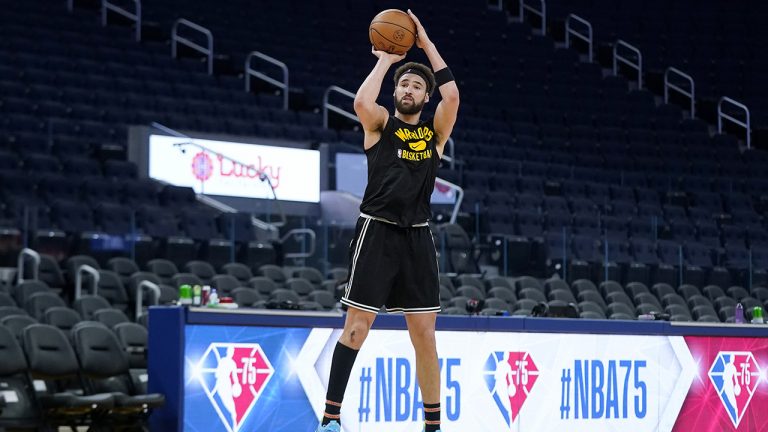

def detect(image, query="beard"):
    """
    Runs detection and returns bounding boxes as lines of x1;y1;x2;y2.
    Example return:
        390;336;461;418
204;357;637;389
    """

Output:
394;95;424;115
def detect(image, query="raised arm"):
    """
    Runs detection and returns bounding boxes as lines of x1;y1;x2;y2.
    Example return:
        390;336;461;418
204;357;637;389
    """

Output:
354;49;404;148
408;10;460;154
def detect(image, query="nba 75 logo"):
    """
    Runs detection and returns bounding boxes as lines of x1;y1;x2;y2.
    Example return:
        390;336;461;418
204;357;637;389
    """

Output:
195;343;275;432
708;351;762;428
483;351;539;427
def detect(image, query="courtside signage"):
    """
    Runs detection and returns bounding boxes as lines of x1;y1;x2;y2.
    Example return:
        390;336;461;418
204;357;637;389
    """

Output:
182;326;768;431
149;134;320;202
194;343;274;432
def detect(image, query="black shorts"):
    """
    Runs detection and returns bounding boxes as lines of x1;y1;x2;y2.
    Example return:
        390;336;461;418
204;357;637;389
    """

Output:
341;214;441;314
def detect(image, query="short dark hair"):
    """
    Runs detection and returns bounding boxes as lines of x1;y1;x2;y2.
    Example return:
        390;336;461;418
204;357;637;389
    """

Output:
393;62;436;96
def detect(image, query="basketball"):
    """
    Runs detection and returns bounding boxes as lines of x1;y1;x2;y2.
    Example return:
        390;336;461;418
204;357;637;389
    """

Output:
369;9;416;55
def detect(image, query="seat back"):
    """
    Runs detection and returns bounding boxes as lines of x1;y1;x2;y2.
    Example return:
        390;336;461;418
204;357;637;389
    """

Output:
92;309;130;329
72;324;131;394
0;306;28;320
64;255;100;285
0;291;15;307
221;263;253;284
33;254;66;290
146;259;179;284
437;223;478;273
72;325;130;380
293;267;324;287
1;315;39;341
96;270;129;311
286;278;314;296
128;271;162;299
183;260;216;284
0;326;38;423
24;292;66;320
73;295;112;320
250;276;279;295
211;274;241;296
231;288;263;308
21;324;80;380
42;307;82;333
308;290;336;310
113;323;148;369
171;273;203;289
12;280;51;306
259;265;286;285
107;257;140;286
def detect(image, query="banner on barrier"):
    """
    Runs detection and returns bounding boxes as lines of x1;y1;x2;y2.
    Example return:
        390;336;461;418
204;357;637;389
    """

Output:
182;325;768;432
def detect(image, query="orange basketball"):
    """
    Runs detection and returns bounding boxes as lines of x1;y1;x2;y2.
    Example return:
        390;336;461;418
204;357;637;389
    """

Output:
369;9;416;55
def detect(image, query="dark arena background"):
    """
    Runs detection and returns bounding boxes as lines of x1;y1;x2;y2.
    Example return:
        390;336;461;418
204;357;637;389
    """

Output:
0;0;767;431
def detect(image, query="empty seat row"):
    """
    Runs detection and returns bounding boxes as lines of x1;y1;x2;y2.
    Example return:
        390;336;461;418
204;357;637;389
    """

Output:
0;319;162;429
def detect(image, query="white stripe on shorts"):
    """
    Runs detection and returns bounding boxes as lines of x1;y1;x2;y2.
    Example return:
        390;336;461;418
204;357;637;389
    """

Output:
385;306;442;314
344;217;371;299
340;297;381;314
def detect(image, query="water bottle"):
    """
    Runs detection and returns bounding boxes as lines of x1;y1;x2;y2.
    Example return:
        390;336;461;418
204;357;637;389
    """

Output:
734;303;745;324
208;288;219;307
192;285;202;306
179;284;193;305
751;306;764;324
202;285;211;305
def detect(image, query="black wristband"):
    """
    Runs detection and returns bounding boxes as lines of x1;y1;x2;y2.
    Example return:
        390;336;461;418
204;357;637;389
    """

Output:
434;67;455;87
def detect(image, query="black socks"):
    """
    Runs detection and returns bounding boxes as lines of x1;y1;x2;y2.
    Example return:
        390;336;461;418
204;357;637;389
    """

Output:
321;399;341;426
321;342;359;426
424;402;441;432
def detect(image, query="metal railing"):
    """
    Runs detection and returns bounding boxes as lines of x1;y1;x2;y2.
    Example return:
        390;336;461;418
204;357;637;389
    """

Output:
435;177;464;224
323;86;359;129
613;40;642;89
520;0;546;35
443;137;456;169
16;248;40;285
281;228;317;259
245;51;289;110
196;194;237;213
718;97;751;149
171;18;214;75
664;67;695;118
102;0;141;41
565;14;593;62
75;265;100;300
150;122;288;228
135;280;161;320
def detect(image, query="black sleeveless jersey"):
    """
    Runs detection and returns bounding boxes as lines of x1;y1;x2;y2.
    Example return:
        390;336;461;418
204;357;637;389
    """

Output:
360;116;440;227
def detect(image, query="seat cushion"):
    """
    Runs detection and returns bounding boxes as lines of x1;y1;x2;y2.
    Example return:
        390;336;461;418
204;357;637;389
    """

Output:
111;392;165;410
39;392;114;412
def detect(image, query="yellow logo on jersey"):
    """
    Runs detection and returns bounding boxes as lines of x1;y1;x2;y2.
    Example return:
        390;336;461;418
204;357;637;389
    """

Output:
409;140;427;151
399;149;433;161
394;126;434;143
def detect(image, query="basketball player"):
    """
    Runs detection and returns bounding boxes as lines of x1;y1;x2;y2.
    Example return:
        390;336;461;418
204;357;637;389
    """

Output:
316;9;459;432
214;347;239;428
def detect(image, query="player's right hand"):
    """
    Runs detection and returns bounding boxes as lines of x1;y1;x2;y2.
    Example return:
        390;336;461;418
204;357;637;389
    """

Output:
371;46;405;64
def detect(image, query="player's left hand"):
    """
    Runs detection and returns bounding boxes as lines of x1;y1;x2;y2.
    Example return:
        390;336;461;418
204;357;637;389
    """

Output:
407;9;431;49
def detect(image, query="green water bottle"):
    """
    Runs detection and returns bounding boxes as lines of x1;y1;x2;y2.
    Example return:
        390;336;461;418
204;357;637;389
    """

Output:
179;284;193;305
752;306;764;324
